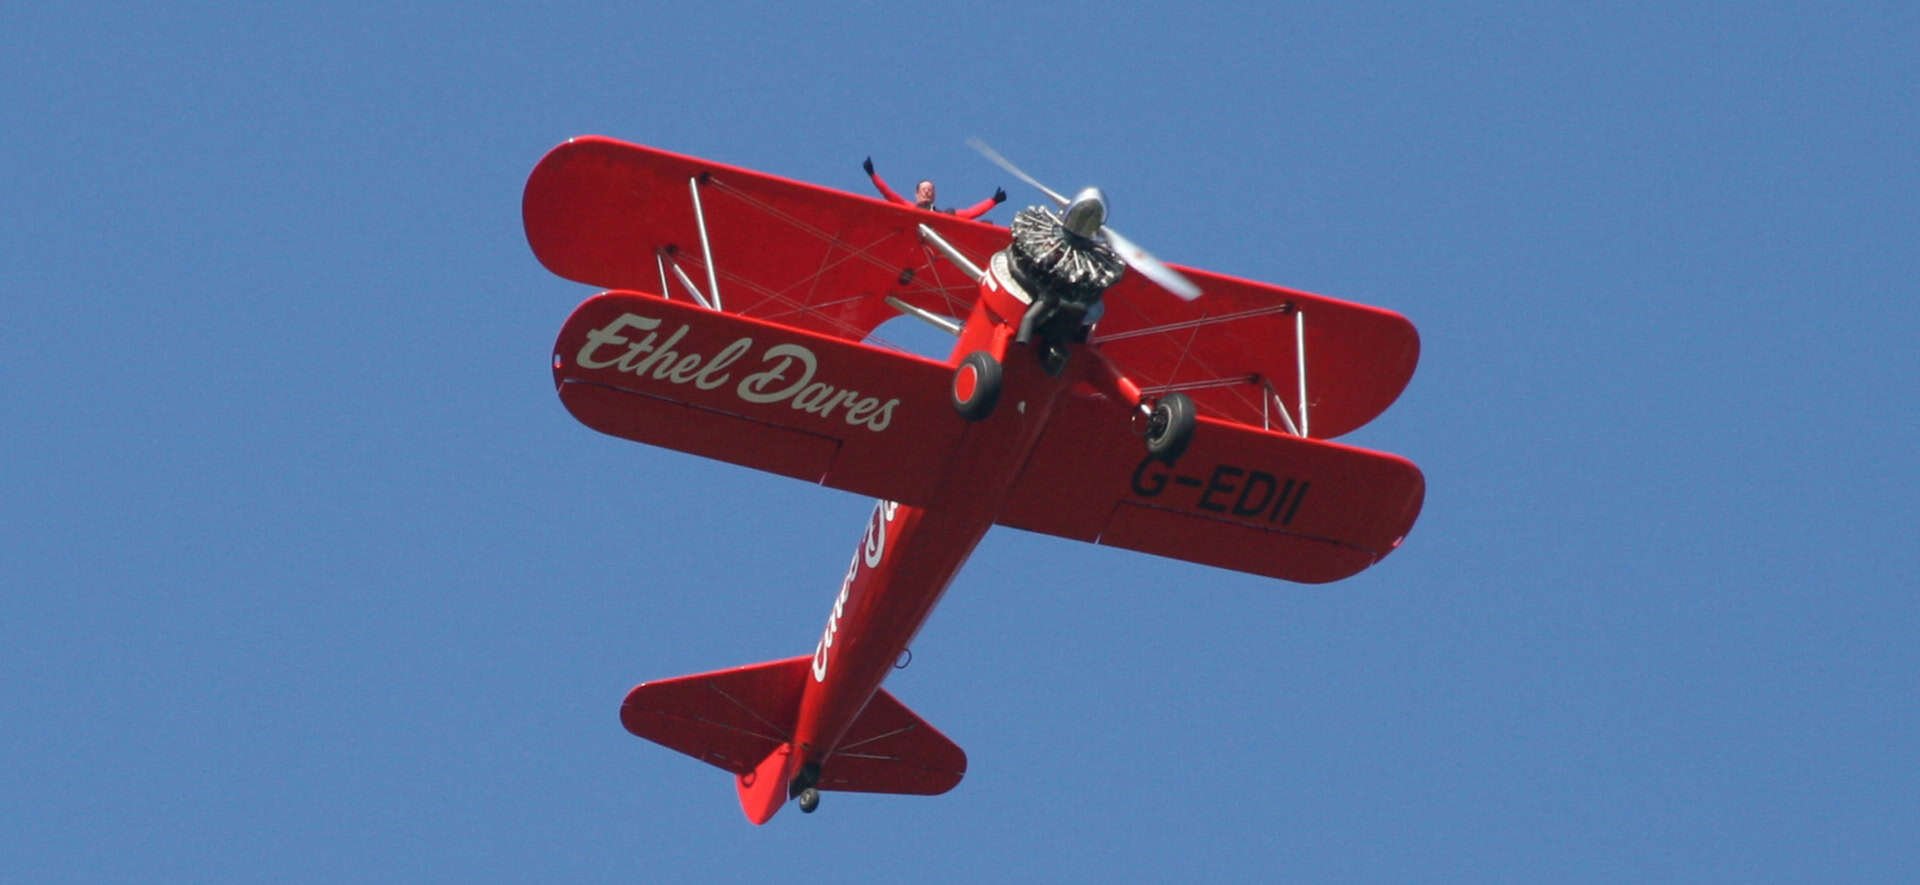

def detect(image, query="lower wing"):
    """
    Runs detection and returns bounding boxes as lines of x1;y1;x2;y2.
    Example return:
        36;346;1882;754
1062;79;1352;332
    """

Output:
553;290;970;507
996;392;1424;583
555;291;1422;583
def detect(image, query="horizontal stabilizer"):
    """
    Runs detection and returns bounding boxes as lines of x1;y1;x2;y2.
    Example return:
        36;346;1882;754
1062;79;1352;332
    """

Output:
819;687;967;796
621;657;966;822
620;656;810;776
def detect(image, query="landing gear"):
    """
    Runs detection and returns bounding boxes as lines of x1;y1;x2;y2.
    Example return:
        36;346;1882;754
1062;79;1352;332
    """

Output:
1145;392;1196;463
790;761;822;814
952;351;1003;421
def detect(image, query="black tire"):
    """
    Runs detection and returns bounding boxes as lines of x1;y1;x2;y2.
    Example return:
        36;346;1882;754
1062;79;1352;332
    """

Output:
1146;392;1196;463
952;351;1003;421
798;788;820;813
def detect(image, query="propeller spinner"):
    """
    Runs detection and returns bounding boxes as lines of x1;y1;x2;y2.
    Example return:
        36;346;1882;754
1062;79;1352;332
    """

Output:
967;138;1201;301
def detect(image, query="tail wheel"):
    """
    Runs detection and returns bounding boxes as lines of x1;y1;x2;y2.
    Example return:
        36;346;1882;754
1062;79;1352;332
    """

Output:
952;351;1003;421
1145;392;1196;463
797;788;821;813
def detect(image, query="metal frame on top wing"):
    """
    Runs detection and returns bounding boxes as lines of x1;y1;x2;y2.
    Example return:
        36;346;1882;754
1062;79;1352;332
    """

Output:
650;171;1318;439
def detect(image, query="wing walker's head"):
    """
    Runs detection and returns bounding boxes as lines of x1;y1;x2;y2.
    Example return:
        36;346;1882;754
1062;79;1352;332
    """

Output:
914;179;936;210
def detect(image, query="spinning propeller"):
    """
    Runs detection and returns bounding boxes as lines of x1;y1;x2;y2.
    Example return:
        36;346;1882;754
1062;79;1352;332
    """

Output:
967;138;1202;301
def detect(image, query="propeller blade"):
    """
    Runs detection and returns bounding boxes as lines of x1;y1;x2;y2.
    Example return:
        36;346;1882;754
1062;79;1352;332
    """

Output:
1102;224;1202;300
966;138;1069;207
968;137;1201;300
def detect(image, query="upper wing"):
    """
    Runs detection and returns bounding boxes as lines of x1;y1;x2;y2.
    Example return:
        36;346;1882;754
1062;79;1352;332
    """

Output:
1089;269;1420;440
524;136;1006;343
525;135;1417;439
553;290;970;507
996;391;1424;584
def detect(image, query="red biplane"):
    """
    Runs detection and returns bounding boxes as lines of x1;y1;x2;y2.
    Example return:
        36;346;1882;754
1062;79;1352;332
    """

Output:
523;136;1424;824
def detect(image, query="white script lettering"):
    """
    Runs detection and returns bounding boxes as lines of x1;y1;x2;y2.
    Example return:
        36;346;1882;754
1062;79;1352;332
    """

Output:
573;312;899;432
812;501;901;682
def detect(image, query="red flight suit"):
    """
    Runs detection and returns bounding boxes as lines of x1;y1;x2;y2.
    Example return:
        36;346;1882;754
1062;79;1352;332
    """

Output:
868;171;999;220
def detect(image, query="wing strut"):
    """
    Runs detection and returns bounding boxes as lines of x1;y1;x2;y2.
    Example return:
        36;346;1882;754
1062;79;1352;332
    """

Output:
1263;380;1302;436
1295;307;1309;437
885;296;962;336
1259;308;1311;437
689;176;723;311
647;178;723;311
661;251;715;309
916;224;984;283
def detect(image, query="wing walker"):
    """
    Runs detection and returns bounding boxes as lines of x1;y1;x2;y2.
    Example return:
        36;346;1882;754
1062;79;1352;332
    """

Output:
524;136;1426;823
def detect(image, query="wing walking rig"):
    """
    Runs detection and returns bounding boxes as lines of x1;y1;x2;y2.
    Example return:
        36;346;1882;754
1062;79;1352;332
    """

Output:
524;136;1424;823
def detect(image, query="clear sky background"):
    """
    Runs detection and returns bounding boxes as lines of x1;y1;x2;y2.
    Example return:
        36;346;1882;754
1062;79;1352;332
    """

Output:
6;2;1916;881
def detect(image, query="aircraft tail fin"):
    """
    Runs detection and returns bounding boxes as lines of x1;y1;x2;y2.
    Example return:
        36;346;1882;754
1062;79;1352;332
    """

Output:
735;741;805;825
620;656;966;824
621;656;811;824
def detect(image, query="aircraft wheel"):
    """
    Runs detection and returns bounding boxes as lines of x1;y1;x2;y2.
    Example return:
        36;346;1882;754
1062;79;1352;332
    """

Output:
1145;392;1196;463
952;351;1003;421
797;787;820;814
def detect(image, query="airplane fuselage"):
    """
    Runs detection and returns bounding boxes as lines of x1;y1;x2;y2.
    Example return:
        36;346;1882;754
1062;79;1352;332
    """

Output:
535;136;1426;824
791;253;1086;781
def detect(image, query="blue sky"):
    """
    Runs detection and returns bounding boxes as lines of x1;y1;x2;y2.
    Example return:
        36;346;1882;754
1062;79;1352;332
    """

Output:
6;2;1916;880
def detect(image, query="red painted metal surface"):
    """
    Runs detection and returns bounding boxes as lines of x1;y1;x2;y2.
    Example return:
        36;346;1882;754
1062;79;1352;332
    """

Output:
525;136;1419;439
553;291;968;507
555;292;1423;583
532;138;1428;823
